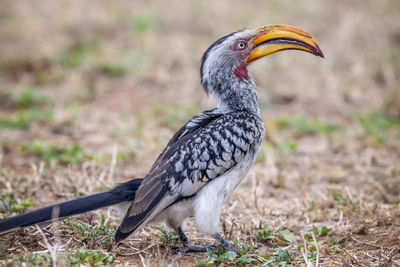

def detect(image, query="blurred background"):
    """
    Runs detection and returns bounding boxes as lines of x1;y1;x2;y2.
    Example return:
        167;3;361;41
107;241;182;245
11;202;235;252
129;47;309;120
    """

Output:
0;0;399;265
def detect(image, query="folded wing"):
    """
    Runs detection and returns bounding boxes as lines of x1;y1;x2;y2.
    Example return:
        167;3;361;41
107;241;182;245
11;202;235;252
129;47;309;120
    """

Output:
114;110;262;242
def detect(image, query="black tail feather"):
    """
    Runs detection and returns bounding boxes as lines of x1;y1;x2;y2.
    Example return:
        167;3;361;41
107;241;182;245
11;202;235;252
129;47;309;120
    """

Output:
114;184;167;243
0;178;143;235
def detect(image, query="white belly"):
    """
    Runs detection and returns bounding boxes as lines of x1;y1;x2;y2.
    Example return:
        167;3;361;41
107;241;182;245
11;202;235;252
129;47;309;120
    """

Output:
193;151;256;235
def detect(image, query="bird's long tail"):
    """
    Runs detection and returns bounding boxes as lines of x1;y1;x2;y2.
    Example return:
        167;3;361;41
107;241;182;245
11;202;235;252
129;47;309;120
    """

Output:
0;178;143;235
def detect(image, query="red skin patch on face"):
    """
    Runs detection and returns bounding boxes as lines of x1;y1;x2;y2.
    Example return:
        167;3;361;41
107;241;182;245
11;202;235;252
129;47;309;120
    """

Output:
234;61;248;81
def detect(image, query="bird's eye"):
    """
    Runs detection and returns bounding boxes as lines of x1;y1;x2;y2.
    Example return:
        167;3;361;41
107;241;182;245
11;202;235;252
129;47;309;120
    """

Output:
236;41;247;50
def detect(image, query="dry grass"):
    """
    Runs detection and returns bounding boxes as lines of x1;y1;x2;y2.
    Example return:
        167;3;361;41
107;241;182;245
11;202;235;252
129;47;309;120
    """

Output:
0;0;399;266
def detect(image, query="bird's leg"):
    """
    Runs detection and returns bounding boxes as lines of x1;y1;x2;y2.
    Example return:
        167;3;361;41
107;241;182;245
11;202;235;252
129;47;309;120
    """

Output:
174;226;216;253
214;232;242;254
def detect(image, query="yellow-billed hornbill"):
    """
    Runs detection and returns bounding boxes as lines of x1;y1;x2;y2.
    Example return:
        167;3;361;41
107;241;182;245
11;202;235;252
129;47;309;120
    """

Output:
0;24;323;253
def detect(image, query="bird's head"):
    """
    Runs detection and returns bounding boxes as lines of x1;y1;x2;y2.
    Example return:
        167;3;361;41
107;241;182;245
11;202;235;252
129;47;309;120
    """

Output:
200;24;324;97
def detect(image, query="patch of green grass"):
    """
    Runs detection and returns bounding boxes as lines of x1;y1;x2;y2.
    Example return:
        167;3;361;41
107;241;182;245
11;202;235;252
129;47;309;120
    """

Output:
13;88;51;108
132;14;154;34
261;249;296;266
235;255;260;267
59;39;100;69
328;237;341;252
332;190;381;217
0;192;34;217
0;88;53;129
197;244;303;267
99;63;129;76
65;214;115;249
18;252;52;266
69;247;114;266
197;224;330;266
202;248;237;265
20;140;88;165
278;140;298;152
353;109;400;145
255;225;274;243
152;226;179;246
253;224;332;265
17;248;114;266
332;192;360;212
312;225;332;237
255;225;297;246
299;232;322;261
0;109;53;129
197;245;259;267
274;116;343;137
0;87;51;109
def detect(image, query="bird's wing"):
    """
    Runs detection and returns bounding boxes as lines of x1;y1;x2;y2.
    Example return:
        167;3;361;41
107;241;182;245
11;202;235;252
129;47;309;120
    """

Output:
115;110;263;241
146;108;222;176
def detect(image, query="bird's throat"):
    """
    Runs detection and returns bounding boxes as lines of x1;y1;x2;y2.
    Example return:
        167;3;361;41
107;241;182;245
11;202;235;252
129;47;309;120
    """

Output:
234;62;248;81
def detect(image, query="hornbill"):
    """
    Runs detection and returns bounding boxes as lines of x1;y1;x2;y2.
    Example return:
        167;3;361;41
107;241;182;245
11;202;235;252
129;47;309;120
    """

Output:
0;24;323;253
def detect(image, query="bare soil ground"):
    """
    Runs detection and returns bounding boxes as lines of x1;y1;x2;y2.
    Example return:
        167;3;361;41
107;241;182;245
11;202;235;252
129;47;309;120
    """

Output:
0;0;399;266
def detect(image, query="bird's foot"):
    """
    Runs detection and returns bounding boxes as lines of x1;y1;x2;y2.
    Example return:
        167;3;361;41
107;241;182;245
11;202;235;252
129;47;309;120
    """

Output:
175;226;216;253
214;232;242;254
174;243;216;254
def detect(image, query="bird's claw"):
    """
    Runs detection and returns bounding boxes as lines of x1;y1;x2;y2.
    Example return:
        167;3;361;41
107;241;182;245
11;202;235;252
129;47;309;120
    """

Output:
230;247;242;255
173;246;189;254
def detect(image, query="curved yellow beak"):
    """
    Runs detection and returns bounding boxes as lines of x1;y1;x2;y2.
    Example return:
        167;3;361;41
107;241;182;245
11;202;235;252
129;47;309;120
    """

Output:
246;24;324;63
